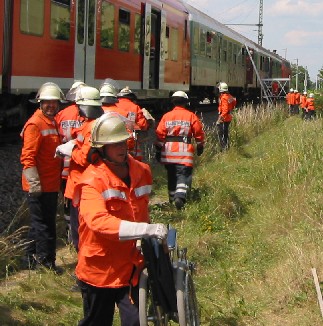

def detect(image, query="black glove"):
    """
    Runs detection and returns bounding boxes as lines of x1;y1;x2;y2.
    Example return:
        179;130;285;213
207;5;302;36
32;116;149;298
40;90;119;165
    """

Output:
197;146;204;156
155;147;162;162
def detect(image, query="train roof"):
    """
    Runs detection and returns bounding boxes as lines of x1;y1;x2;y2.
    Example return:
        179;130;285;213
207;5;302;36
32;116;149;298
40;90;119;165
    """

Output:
184;2;286;63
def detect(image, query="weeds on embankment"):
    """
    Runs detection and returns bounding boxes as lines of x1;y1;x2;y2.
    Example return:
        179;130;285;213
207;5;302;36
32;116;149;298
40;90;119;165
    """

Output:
2;103;323;325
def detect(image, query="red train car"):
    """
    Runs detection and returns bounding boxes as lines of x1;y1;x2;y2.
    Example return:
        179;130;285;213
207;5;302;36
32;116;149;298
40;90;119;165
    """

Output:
0;0;190;127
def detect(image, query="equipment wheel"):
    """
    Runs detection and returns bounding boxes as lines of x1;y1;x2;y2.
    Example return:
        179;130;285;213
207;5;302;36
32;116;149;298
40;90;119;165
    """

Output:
176;267;200;326
139;268;168;326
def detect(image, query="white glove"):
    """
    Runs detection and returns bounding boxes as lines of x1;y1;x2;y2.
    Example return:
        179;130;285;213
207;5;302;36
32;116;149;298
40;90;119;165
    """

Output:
23;166;42;197
119;220;168;241
55;140;76;158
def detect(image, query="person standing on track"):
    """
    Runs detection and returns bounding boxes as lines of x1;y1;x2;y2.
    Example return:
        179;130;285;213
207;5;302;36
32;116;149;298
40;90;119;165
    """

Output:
216;82;236;151
20;82;65;274
73;113;168;325
55;86;104;251
155;91;205;210
55;81;86;243
116;86;151;161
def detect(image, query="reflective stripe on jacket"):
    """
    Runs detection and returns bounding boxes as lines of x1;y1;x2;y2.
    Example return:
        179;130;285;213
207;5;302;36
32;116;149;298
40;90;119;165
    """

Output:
20;109;62;192
155;106;205;167
218;93;236;122
55;104;84;179
74;155;152;288
64;120;94;199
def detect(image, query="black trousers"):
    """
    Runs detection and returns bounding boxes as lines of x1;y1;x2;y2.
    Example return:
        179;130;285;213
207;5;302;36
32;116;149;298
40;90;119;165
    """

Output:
165;164;193;202
78;281;139;326
70;204;79;251
26;192;58;265
217;121;231;151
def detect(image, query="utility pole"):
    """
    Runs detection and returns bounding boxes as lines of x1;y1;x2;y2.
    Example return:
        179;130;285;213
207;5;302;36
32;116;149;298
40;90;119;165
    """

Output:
295;58;299;90
258;0;263;46
224;0;264;46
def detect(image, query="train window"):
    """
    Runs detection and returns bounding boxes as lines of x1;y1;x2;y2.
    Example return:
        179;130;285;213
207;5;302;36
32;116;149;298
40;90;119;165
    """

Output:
118;8;130;52
199;29;206;56
212;36;217;59
77;0;84;44
101;1;115;49
170;27;178;61
193;25;199;55
50;0;70;40
222;39;227;62
228;42;232;63
88;0;95;46
20;0;44;36
134;14;141;54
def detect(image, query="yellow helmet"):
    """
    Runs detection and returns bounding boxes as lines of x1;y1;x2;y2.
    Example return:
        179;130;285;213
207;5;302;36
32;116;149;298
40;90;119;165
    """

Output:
91;113;130;148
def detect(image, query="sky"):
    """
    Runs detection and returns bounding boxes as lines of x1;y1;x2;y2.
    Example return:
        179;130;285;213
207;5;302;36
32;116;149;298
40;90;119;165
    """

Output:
185;0;323;83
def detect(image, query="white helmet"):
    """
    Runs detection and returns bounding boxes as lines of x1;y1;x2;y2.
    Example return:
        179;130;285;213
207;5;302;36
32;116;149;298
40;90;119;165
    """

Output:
66;81;87;101
171;91;189;99
289;88;294;92
36;82;65;102
117;86;137;100
100;84;118;97
309;93;314;98
218;82;228;93
91;113;130;147
75;86;101;106
303;91;307;95
294;89;298;93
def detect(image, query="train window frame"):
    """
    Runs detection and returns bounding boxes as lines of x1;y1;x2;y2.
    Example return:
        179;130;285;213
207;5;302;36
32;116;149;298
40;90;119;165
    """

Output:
118;8;130;52
20;0;45;36
50;0;71;41
100;1;115;49
164;25;169;60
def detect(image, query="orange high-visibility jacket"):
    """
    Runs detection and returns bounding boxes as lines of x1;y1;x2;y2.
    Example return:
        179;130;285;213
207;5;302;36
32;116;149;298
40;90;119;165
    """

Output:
74;156;152;288
218;93;236;122
64;120;94;200
103;103;143;161
55;104;84;179
294;93;301;105
20;109;62;192
300;95;307;109
305;98;315;111
155;106;205;167
286;92;296;105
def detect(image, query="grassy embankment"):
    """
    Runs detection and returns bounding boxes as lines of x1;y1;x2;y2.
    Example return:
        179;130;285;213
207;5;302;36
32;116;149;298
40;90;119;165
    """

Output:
2;102;323;325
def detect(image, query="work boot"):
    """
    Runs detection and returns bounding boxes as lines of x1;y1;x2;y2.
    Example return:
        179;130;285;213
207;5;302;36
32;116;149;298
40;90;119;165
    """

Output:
174;198;185;210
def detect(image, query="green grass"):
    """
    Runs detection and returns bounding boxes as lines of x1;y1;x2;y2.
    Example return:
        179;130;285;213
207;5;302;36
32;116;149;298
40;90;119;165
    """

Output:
2;103;323;325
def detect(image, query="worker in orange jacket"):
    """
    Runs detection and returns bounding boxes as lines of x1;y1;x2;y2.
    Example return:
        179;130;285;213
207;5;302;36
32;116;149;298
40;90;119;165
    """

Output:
155;91;205;209
116;86;151;161
73;113;167;325
304;93;316;120
293;89;300;115
20;82;65;273
286;88;295;114
55;86;104;251
300;91;307;119
216;82;236;151
55;81;86;242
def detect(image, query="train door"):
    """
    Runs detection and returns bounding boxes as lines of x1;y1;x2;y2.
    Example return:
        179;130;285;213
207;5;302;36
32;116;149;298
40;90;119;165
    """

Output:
1;0;13;93
0;0;4;91
74;0;97;85
246;49;254;85
142;5;164;90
